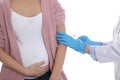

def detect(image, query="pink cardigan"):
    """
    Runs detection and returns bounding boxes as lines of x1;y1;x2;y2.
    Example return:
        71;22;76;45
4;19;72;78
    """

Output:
0;0;67;80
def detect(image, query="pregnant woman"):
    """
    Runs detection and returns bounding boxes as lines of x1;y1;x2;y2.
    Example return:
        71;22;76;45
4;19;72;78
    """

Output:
0;0;67;80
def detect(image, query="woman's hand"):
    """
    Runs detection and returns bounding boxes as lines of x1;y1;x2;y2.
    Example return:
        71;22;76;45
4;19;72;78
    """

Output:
23;61;49;77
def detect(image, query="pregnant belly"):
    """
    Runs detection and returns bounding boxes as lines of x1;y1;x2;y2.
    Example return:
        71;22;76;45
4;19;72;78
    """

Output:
18;45;49;67
22;54;49;67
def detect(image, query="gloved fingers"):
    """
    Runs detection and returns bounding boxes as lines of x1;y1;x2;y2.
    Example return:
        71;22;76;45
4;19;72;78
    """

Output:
56;35;64;40
57;32;72;38
56;35;69;42
89;41;101;45
78;35;88;39
57;32;67;36
80;50;85;54
56;36;68;43
56;38;65;42
58;40;69;46
56;38;67;42
78;35;89;42
76;39;83;43
56;34;74;41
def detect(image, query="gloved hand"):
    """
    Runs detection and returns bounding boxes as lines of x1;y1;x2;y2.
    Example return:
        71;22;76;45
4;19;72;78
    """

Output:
56;32;86;54
78;36;101;45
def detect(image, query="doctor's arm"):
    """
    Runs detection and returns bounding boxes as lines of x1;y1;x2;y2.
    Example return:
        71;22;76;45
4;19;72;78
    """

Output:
56;32;119;62
85;43;120;62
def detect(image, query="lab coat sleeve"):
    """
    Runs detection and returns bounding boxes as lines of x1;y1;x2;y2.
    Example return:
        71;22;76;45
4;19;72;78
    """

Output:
102;41;112;45
93;44;120;63
89;41;112;61
89;46;98;61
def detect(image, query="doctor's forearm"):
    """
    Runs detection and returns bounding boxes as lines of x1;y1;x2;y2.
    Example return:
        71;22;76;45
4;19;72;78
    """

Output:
49;44;67;80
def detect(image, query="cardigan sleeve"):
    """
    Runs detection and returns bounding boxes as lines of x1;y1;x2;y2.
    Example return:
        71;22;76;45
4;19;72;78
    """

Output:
0;2;5;48
54;0;65;27
0;25;5;48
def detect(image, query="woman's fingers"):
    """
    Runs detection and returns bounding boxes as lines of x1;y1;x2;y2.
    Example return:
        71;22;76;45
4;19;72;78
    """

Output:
30;61;45;69
36;61;45;67
36;64;50;77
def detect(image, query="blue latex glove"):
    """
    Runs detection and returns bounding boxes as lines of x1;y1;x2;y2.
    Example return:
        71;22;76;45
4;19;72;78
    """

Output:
56;32;86;54
78;36;101;45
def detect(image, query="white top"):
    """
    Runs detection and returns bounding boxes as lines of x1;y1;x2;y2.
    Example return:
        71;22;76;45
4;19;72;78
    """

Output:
11;10;49;79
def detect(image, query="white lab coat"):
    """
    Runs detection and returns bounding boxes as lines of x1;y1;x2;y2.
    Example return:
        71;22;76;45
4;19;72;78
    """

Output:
94;18;120;80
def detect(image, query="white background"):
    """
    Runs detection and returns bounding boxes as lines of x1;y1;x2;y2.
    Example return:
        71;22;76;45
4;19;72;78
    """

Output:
0;0;120;80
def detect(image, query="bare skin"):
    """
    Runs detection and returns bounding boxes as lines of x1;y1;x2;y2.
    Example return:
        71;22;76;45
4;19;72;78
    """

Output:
49;26;67;80
10;0;41;17
85;45;90;54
